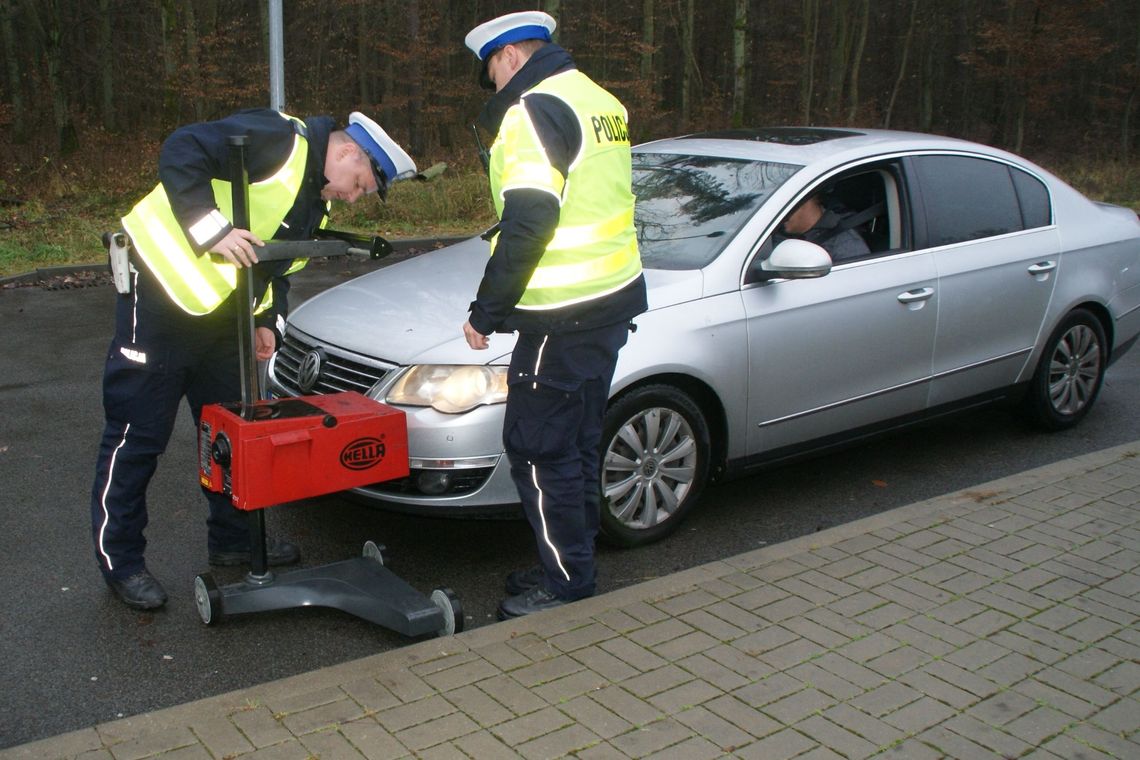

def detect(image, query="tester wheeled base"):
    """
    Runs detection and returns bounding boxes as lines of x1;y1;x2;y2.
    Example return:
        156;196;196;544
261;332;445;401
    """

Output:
193;542;463;636
187;136;462;638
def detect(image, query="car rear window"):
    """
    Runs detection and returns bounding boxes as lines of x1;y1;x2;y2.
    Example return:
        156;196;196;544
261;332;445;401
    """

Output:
912;155;1030;246
1011;168;1052;228
633;153;800;269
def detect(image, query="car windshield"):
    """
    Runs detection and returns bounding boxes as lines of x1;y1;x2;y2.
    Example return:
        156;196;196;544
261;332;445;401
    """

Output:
632;152;800;269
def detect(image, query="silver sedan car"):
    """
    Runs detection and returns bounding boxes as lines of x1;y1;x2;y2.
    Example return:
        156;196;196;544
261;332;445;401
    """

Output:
269;127;1140;547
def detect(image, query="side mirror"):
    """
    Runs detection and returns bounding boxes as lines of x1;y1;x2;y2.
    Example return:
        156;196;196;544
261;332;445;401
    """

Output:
756;239;832;280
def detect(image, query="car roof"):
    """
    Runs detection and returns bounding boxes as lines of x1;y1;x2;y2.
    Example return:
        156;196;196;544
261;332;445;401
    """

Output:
634;127;991;169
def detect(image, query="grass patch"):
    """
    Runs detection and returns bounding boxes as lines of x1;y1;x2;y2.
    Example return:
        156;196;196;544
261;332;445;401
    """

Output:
0;165;496;277
1050;158;1140;210
0;198;110;275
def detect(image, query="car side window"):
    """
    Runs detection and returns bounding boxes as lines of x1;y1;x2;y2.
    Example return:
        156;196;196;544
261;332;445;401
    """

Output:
1011;167;1052;228
744;164;908;285
912;155;1024;246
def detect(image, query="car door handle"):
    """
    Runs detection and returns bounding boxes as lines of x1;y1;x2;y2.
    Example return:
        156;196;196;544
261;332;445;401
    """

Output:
1027;261;1057;276
897;287;934;304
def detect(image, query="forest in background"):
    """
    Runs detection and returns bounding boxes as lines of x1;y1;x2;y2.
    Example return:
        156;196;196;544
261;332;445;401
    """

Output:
0;0;1138;208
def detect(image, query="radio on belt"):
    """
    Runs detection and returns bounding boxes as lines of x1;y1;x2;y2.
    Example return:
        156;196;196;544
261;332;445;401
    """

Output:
199;391;408;510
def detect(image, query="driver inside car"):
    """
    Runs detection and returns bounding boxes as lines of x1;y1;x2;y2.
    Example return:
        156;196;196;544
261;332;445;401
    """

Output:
779;192;871;263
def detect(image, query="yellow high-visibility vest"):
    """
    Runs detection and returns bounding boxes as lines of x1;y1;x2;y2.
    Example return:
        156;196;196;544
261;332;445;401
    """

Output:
121;115;312;315
489;70;642;310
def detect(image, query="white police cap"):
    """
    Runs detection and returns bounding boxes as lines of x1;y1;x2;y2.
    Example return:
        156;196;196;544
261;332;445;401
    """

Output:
465;10;556;62
344;112;417;197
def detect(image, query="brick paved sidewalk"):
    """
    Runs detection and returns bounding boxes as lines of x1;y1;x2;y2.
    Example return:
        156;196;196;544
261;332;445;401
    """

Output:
5;441;1138;760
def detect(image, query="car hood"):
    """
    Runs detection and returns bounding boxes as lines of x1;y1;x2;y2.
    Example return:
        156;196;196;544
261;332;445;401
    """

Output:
288;236;704;366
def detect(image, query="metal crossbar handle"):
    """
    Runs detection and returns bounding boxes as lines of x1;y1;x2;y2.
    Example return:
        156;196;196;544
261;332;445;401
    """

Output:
256;239;363;262
218;234;393;264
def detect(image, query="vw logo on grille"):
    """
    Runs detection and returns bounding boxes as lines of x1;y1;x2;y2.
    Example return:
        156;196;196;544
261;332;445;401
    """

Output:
297;349;324;394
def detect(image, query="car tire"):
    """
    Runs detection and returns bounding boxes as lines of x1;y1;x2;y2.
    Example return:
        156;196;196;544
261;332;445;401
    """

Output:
598;384;710;547
1023;308;1107;431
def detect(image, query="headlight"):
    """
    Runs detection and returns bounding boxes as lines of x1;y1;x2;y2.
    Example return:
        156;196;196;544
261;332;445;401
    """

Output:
385;365;509;414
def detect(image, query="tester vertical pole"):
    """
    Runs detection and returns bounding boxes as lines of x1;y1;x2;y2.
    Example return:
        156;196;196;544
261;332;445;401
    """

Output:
227;136;260;409
227;135;270;578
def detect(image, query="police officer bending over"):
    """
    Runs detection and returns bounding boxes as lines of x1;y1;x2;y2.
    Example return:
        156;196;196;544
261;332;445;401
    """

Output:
91;108;415;610
462;11;648;619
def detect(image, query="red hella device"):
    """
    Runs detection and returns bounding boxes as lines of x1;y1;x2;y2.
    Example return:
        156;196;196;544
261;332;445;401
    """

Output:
199;391;408;510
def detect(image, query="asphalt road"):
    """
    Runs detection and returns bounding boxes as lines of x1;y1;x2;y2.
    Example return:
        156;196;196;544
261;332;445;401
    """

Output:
1;254;1137;748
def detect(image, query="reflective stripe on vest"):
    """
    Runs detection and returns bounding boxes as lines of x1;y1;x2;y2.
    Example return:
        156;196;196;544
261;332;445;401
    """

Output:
121;115;311;315
488;70;642;311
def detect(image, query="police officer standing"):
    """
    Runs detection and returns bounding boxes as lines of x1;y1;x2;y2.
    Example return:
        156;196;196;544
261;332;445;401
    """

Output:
91;108;415;610
462;11;648;618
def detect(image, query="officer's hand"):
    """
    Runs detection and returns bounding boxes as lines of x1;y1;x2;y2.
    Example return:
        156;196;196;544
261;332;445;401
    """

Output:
255;327;276;361
211;228;264;268
463;320;489;350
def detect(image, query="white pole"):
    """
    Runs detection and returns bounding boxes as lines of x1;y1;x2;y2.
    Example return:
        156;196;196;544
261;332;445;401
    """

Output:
268;0;285;111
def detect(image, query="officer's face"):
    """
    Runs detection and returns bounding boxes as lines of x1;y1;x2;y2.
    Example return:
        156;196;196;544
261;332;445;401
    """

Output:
322;143;378;203
486;47;514;92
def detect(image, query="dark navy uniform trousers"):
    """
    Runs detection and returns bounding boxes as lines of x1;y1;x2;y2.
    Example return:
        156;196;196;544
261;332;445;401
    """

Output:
90;270;250;581
503;322;630;601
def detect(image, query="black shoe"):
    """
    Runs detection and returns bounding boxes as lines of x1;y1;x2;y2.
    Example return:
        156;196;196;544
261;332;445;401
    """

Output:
497;584;568;620
208;537;300;567
106;571;167;610
504;565;544;595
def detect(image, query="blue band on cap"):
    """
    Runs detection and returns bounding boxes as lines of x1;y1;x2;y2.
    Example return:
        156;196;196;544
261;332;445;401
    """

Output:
344;122;397;185
478;24;552;60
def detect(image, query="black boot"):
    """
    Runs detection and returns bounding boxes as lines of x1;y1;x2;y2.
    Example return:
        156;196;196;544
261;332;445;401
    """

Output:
106;570;168;610
497;584;568;619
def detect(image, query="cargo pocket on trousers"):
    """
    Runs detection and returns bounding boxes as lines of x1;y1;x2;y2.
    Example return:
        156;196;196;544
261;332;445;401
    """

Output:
504;381;582;464
101;341;170;420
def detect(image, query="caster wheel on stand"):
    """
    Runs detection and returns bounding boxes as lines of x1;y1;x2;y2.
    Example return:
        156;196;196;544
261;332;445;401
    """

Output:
430;587;464;637
193;574;224;625
362;540;388;566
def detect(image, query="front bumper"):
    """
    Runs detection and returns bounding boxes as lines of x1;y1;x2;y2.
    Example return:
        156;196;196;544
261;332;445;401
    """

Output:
270;345;521;513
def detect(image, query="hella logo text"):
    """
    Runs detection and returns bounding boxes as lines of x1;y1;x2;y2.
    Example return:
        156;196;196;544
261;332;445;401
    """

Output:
340;437;386;470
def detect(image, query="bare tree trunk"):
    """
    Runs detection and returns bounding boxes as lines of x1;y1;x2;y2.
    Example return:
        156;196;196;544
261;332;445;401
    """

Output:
2;0;26;142
33;0;77;154
825;0;851;120
544;0;561;36
957;0;971;135
883;0;918;129
1123;9;1140;161
680;0;696;128
183;1;202;122
731;0;748;127
407;0;424;156
801;0;819;124
159;0;179;130
640;0;655;83
381;0;394;126
1000;0;1018;146
920;40;934;131
357;0;374;106
845;0;869;124
1124;90;1136;163
95;0;114;131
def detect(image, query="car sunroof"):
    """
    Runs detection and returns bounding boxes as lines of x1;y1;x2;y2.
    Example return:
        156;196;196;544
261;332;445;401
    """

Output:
680;128;863;145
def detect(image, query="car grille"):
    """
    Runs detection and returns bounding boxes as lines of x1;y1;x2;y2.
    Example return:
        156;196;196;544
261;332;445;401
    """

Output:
273;327;396;396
